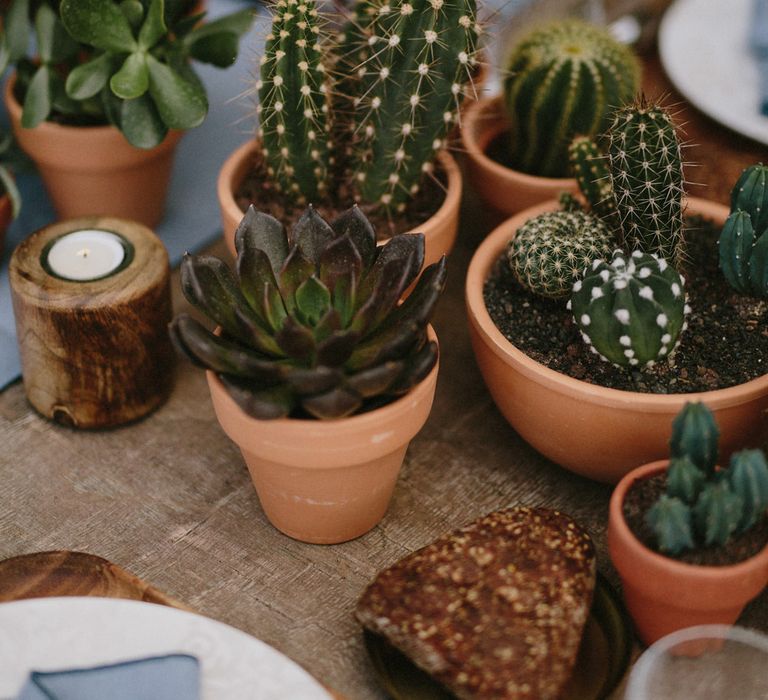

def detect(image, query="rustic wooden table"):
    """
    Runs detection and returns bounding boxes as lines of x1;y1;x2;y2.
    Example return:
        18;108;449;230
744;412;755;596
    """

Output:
1;45;766;700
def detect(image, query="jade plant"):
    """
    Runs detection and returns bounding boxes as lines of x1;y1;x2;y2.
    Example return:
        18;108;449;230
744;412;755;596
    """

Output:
719;164;768;297
502;19;640;178
0;0;253;148
254;0;480;216
646;402;768;555
170;204;446;419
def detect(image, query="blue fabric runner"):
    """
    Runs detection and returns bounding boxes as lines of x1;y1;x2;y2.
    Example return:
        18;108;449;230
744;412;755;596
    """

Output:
0;0;265;389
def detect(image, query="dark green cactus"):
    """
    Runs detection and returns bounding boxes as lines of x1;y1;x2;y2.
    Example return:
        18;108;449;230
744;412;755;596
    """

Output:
503;19;640;178
170;204;446;420
507;210;614;299
257;0;330;203
719;165;768;298
569;250;689;368
607;100;685;266
728;449;768;533
568;136;620;230
669;401;719;476
647;403;768;555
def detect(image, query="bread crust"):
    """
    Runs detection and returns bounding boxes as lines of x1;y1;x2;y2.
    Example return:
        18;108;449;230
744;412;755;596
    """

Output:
355;507;595;699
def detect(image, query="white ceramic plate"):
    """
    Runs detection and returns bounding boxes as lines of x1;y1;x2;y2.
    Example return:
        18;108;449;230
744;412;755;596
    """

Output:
659;0;768;145
0;597;333;700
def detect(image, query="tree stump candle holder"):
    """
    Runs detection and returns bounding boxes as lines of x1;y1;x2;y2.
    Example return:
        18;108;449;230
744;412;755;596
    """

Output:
9;217;174;429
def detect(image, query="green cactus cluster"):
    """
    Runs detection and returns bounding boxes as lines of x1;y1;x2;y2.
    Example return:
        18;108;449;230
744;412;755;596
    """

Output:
502;19;640;178
568;250;689;368
507;210;614;299
256;0;480;215
646;403;768;555
170;204;446;420
719;164;768;297
606;99;685;266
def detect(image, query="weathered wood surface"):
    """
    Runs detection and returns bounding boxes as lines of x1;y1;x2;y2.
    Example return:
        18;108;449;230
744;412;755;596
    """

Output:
1;48;767;700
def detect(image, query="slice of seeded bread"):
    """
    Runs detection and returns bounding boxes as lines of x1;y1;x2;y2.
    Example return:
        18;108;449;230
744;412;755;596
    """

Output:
355;507;595;700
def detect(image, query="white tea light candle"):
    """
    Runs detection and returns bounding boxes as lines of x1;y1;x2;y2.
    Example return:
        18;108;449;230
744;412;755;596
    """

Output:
45;230;126;281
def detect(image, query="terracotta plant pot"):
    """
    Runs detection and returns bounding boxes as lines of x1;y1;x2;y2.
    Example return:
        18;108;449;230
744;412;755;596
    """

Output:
465;197;768;483
461;95;579;217
217;140;462;270
4;76;183;229
0;193;11;257
206;330;440;545
608;460;768;646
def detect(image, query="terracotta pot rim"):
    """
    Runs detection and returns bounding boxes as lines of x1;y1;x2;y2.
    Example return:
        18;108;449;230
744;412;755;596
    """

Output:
465;197;768;410
207;325;440;434
610;460;768;576
461;95;576;187
216;138;462;244
3;73;182;150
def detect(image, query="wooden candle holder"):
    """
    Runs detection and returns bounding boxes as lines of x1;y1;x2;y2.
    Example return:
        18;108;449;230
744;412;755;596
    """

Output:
9;217;174;429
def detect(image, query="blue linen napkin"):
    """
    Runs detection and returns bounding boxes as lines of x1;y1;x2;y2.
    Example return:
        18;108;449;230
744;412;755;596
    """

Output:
0;0;266;389
751;0;768;115
14;654;200;700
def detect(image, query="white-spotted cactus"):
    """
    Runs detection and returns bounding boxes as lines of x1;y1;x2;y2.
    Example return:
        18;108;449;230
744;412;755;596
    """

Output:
568;250;689;368
507;211;615;299
503;20;640;178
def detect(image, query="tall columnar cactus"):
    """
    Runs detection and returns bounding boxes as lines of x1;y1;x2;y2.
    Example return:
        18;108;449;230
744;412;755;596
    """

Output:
568;250;689;368
645;403;768;555
607;100;685;265
503;20;639;178
258;0;331;203
719;164;768;298
347;0;479;212
568;136;620;231
507;210;614;299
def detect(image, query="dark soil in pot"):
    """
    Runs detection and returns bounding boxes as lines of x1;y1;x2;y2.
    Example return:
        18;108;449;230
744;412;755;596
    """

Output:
484;216;768;394
622;472;768;566
235;149;448;240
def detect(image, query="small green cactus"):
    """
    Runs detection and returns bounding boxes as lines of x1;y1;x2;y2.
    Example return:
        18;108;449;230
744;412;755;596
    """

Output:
568;136;619;230
503;19;640;178
569;250;689;368
607;100;685;266
669;401;719;476
719;164;768;298
507;210;614;299
645;403;768;555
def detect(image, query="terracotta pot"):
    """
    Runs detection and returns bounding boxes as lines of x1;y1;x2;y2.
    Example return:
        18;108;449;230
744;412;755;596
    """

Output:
0;193;11;257
206;330;440;544
461;95;578;217
217;140;462;269
608;460;768;646
465;196;768;483
4;76;183;229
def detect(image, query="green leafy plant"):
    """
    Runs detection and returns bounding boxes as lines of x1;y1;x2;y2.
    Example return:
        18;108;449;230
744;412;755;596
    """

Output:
719;164;768;297
646;402;768;555
254;0;481;216
0;129;22;220
502;19;640;178
170;204;446;420
1;0;253;148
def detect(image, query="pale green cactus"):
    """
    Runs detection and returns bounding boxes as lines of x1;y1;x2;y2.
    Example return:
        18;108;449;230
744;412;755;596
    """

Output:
568;250;689;368
507;210;614;299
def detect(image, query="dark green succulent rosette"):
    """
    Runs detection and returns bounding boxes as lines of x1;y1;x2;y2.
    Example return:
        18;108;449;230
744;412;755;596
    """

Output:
171;205;446;420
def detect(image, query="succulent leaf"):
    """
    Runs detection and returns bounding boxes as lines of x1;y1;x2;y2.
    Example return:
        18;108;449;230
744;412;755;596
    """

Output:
669;402;719;475
346;361;404;398
728;449;768;532
235;205;289;279
275;315;316;360
220;375;295;419
387;256;448;329
388;339;438;394
295;276;332;326
292;205;336;264
646;494;694;555
316;328;361;367
330;206;377;269
284;366;343;396
278;245;315;315
302;386;363;420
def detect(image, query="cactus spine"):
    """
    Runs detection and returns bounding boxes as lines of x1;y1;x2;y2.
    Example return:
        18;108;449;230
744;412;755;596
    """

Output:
568;136;620;230
258;0;330;203
503;20;639;178
607;100;685;265
645;403;768;555
719;164;768;297
348;0;479;212
507;210;614;299
569;250;689;368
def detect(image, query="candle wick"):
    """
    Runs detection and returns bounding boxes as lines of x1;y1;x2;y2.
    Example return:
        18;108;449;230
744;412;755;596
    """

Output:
77;248;91;259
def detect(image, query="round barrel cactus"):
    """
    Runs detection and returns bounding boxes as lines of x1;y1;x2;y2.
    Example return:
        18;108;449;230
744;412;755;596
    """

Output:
507;210;614;299
503;19;640;178
568;250;689;368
